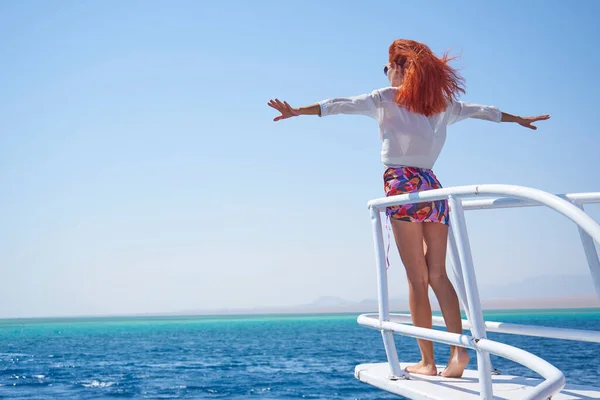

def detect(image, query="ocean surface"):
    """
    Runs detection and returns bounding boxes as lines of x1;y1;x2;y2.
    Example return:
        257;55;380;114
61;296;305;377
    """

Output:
1;309;599;399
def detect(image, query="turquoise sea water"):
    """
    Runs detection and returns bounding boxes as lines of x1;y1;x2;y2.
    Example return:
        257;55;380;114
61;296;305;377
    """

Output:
1;309;599;399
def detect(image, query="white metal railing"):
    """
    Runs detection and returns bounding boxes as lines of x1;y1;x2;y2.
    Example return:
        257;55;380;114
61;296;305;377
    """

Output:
362;184;600;400
462;192;600;211
358;314;566;400
373;313;600;343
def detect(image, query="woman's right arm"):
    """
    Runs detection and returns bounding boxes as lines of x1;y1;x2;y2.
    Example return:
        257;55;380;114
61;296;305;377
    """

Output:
267;99;321;121
268;90;382;122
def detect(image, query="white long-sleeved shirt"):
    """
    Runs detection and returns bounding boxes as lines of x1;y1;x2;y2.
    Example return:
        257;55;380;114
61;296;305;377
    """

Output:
318;87;502;169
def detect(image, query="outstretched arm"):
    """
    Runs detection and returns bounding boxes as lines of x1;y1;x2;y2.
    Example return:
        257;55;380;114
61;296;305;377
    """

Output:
267;99;320;121
501;112;550;130
448;101;550;130
268;90;382;122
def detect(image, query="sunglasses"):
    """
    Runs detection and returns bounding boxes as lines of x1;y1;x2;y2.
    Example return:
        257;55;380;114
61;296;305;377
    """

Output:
384;60;406;76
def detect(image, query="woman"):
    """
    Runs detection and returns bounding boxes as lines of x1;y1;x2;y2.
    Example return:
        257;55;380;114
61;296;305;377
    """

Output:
267;39;549;378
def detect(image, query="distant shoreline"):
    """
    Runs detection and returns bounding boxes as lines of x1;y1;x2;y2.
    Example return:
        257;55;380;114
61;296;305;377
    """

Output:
2;296;599;321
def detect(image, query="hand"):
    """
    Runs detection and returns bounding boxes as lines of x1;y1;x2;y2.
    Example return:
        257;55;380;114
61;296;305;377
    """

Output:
517;114;550;130
268;99;299;122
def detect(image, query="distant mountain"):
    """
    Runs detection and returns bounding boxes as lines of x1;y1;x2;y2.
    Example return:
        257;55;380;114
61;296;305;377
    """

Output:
352;275;598;310
479;274;596;299
298;274;599;312
163;275;598;317
306;296;353;308
303;296;408;310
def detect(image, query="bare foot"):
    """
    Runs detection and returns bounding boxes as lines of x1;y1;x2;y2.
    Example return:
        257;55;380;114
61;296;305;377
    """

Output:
440;348;470;378
405;360;437;376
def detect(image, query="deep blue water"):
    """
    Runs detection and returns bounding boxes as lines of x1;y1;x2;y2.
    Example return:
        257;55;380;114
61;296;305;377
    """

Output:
1;309;599;399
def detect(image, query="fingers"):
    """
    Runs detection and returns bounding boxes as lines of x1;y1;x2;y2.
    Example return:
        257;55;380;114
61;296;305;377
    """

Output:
267;99;284;109
275;99;286;109
268;99;286;121
268;99;283;111
268;99;283;122
267;98;293;108
523;121;537;130
268;98;298;122
519;121;536;130
520;114;550;130
531;114;550;122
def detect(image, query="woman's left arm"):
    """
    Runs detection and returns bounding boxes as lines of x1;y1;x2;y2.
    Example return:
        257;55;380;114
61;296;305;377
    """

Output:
501;112;550;130
447;100;550;129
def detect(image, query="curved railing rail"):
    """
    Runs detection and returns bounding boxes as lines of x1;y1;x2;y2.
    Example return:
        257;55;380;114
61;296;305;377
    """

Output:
367;185;600;244
380;313;600;343
462;192;600;211
358;314;566;400
362;184;600;399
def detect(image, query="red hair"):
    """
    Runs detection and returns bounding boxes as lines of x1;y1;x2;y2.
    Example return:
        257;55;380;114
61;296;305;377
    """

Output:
389;39;465;116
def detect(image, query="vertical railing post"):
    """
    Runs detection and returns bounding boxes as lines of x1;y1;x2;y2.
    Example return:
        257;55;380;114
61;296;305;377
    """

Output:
572;201;600;300
447;227;471;321
448;195;494;399
370;206;404;379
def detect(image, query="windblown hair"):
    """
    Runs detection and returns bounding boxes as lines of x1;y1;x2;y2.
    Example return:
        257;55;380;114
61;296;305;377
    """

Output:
389;39;465;116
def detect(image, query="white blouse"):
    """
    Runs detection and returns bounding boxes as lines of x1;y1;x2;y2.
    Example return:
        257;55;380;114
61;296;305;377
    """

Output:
318;87;502;169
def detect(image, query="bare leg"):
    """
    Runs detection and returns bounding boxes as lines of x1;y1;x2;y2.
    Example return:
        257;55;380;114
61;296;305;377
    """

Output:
423;222;470;378
390;219;437;376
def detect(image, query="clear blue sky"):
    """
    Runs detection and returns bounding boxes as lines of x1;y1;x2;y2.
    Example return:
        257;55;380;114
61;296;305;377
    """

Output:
1;0;599;318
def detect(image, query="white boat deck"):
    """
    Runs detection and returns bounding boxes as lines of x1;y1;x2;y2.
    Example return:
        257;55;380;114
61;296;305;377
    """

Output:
355;362;600;400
